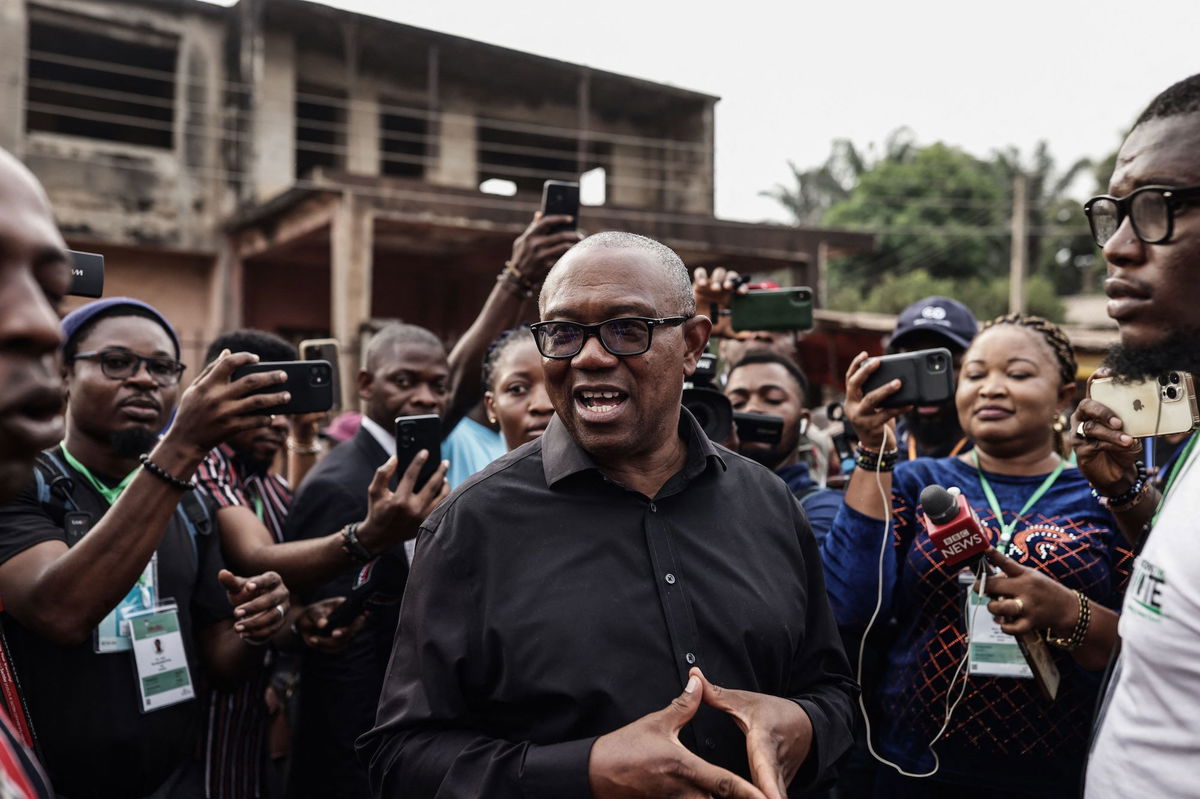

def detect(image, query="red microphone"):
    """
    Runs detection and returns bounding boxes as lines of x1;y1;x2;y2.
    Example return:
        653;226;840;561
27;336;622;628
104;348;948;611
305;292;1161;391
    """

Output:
920;484;990;569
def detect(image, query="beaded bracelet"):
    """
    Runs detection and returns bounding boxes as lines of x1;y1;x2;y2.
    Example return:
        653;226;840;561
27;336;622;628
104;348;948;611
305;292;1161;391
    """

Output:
855;444;898;472
341;522;372;564
1046;590;1091;651
1091;460;1147;510
286;437;322;455
138;454;195;491
498;261;539;298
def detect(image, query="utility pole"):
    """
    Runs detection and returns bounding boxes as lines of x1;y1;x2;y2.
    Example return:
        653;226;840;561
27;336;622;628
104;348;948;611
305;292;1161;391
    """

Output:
1009;173;1028;314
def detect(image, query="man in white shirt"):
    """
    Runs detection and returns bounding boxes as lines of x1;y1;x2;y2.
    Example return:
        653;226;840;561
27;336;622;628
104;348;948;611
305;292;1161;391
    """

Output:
1071;73;1200;799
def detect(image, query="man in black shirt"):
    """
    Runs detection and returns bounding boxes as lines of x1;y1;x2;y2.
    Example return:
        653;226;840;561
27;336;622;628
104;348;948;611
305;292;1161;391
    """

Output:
360;232;856;799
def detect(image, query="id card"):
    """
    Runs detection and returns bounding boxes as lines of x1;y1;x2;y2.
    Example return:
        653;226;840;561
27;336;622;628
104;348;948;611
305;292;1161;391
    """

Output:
127;605;194;712
967;589;1033;678
95;554;158;653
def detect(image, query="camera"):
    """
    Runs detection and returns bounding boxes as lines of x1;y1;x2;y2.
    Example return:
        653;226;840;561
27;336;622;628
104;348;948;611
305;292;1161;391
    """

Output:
683;352;734;443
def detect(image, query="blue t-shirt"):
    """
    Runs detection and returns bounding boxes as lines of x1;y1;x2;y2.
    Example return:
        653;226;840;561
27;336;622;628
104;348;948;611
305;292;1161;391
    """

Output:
442;417;506;489
774;463;842;545
821;456;1132;793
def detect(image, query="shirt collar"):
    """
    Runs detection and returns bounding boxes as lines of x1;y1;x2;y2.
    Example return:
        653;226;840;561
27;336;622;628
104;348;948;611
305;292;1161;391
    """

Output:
359;415;395;455
541;406;726;488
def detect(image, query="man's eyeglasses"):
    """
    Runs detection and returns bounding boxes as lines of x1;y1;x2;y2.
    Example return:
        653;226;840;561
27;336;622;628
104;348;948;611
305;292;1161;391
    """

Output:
72;348;186;386
528;316;691;359
1083;184;1200;248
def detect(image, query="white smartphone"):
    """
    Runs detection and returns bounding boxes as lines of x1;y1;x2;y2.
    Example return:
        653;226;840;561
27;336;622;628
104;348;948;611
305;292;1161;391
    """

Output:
1089;372;1199;438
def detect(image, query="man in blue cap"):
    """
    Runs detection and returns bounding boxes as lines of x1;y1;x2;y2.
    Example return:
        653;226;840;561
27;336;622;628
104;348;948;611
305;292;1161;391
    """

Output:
0;296;295;797
886;295;978;461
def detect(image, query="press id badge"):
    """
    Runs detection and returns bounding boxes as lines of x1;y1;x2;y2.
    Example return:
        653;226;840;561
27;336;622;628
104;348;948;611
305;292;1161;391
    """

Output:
127;604;195;712
94;553;158;653
967;589;1034;679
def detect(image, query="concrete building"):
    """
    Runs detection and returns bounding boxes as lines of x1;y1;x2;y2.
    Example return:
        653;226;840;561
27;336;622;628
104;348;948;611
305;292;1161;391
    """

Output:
3;0;872;401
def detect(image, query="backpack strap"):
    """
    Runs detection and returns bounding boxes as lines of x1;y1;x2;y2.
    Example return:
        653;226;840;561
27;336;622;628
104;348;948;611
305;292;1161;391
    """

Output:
32;451;77;515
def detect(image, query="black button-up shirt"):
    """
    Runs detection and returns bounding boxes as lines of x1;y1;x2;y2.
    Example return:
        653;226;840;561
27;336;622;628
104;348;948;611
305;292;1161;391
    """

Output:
359;409;856;798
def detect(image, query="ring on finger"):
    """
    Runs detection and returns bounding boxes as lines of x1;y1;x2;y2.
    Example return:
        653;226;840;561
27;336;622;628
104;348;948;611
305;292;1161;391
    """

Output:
275;604;286;620
1012;597;1024;616
1075;421;1089;440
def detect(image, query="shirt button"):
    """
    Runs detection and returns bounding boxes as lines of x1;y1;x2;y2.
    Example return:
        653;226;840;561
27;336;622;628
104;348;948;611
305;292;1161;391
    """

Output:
685;652;696;664
705;737;717;749
665;573;676;585
648;502;657;512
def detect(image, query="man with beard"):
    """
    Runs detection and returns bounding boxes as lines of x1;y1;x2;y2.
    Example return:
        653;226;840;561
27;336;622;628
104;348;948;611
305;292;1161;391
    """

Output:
886;296;978;461
725;351;841;541
0;145;73;799
0;298;292;798
1070;73;1200;799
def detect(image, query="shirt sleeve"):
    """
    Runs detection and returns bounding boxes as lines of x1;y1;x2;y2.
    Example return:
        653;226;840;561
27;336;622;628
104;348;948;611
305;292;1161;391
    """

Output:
786;495;859;793
0;478;67;565
798;489;843;546
194;449;248;510
819;464;922;628
357;515;595;799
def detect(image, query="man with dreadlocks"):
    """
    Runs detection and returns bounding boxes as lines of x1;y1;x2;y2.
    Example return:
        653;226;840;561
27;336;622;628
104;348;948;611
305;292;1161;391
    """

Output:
824;313;1130;798
1072;73;1200;799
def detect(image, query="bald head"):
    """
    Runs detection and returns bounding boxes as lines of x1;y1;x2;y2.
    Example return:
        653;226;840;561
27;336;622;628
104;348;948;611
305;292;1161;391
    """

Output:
539;232;694;318
0;148;54;215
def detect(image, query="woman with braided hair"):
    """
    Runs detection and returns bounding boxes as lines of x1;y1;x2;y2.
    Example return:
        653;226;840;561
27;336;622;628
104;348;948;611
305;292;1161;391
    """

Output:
822;313;1132;798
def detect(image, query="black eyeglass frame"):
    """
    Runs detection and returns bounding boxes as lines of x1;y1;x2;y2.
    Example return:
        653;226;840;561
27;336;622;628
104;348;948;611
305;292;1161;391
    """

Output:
1083;184;1200;247
71;348;187;386
528;315;692;360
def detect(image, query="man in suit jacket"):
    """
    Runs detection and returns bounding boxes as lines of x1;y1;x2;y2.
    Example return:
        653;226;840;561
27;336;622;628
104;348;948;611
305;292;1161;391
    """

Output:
283;323;452;799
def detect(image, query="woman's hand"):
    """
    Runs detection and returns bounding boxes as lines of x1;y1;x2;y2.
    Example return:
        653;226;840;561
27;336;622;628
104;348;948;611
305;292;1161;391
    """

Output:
843;351;909;451
1071;369;1143;497
980;548;1078;637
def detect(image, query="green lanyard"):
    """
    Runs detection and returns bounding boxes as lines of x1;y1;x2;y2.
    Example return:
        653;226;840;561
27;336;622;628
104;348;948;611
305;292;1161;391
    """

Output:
252;493;265;521
1153;434;1199;526
58;444;139;507
972;449;1066;554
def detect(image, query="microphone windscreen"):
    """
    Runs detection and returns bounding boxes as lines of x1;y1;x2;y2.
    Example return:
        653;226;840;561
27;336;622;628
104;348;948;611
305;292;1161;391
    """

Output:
920;484;959;525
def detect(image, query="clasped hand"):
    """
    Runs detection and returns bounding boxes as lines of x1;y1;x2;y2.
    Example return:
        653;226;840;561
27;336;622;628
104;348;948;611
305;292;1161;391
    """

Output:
588;668;813;799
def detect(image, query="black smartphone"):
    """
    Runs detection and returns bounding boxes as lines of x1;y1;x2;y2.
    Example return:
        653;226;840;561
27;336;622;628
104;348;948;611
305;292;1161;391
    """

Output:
541;180;579;234
67;250;104;298
230;360;335;415
730;287;814;332
733;411;784;445
861;348;955;408
299;338;341;412
394;414;441;493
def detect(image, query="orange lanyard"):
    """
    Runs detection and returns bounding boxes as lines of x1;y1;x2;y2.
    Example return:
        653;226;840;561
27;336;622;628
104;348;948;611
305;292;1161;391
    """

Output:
908;435;968;461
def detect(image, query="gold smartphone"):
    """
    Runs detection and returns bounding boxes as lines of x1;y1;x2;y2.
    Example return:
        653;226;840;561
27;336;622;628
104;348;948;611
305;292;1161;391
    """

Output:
1089;372;1199;438
299;338;342;412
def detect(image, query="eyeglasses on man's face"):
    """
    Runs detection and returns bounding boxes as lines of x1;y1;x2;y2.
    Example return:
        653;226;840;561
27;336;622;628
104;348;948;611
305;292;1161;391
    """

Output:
528;316;691;360
1083;184;1200;248
72;348;186;387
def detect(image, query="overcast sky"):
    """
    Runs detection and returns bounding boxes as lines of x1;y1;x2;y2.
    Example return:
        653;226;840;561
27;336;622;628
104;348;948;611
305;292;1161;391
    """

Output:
212;0;1200;223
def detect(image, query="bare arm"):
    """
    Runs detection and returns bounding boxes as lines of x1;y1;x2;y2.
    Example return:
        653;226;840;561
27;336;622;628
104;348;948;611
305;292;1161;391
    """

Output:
0;352;289;645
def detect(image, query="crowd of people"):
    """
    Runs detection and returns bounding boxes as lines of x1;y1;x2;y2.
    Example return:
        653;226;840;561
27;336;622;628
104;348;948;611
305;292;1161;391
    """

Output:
0;70;1198;799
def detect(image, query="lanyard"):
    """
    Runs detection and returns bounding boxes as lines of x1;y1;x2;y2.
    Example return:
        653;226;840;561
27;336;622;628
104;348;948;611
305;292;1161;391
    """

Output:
972;449;1066;554
58;444;138;507
1153;434;1199;526
252;493;265;522
909;435;968;461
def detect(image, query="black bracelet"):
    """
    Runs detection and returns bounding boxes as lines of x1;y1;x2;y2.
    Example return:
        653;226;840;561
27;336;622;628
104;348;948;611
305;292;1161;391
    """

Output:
1091;460;1147;508
341;523;373;564
138;454;195;491
854;444;898;472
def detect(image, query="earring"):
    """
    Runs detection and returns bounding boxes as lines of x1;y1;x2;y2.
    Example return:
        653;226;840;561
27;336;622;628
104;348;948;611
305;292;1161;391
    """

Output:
1052;414;1064;434
488;416;498;425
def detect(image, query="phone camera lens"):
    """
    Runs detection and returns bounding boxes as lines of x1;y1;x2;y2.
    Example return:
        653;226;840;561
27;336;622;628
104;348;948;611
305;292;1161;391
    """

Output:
1167;387;1179;400
1170;372;1181;384
1159;374;1170;386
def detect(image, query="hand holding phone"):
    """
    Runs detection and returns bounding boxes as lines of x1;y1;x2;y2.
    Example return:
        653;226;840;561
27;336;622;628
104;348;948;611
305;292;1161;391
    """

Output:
541;180;579;235
229;360;335;416
860;348;955;409
1088;371;1199;438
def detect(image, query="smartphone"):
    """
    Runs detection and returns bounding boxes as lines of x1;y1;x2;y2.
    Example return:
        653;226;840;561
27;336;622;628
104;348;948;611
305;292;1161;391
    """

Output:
861;348;955;409
230;360;335;415
67;250;104;298
394;414;441;493
733;411;784;446
541;180;579;234
1089;372;1199;438
299;338;342;412
730;287;814;332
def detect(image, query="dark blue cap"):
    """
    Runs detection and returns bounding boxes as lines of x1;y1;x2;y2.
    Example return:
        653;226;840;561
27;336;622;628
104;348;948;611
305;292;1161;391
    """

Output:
61;297;180;359
887;296;978;352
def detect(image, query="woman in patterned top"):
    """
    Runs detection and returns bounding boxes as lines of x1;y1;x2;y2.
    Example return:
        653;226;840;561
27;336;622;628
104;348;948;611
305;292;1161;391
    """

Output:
822;314;1131;798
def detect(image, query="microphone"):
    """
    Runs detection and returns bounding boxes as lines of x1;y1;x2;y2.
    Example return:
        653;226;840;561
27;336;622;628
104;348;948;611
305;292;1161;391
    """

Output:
920;484;990;569
316;552;408;635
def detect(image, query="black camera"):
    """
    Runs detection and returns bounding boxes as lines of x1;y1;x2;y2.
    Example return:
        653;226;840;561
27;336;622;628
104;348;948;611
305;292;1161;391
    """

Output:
683;352;733;443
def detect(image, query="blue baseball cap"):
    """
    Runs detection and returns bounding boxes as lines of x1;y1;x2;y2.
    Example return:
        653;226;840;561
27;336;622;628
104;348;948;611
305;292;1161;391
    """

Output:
887;296;978;352
61;297;181;359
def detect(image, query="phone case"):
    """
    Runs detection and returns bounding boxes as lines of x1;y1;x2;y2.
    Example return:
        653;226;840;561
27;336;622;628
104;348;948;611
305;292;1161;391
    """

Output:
541;180;579;234
1089;373;1199;438
229;360;335;416
299;338;342;411
394;414;442;493
861;348;955;408
729;288;814;332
